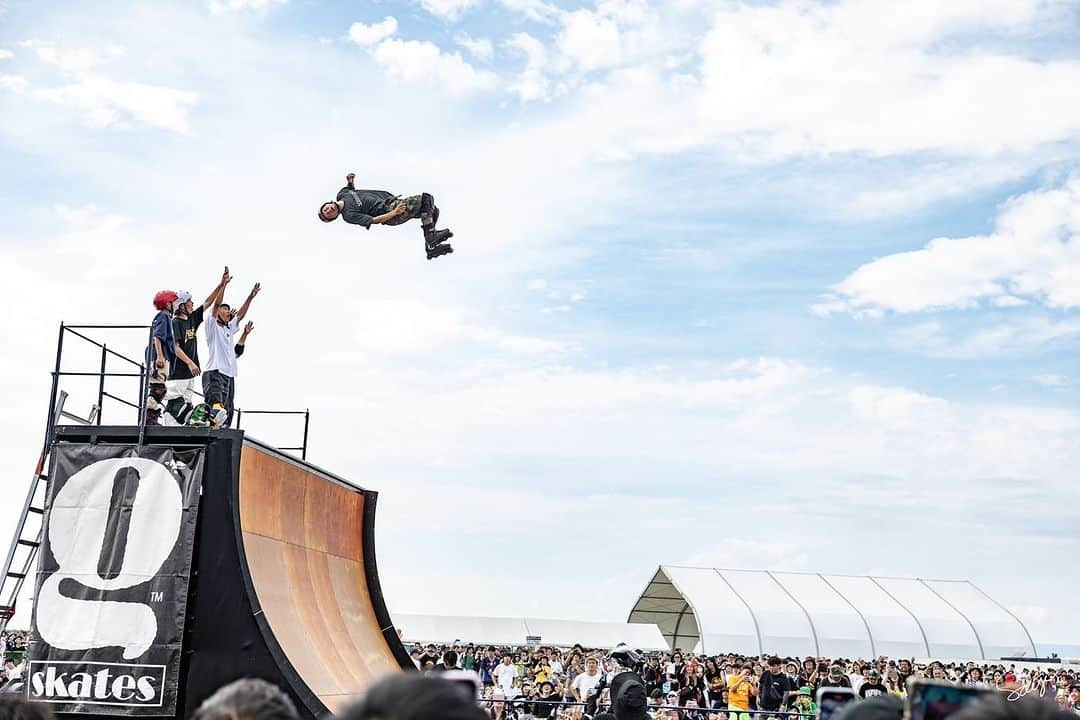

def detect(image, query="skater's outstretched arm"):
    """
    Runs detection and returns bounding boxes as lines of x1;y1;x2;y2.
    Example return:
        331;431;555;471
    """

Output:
212;268;233;313
202;266;231;310
234;322;253;358
235;283;260;323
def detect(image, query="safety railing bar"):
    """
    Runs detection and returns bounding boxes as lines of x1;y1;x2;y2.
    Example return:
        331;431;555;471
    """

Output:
61;327;106;349
57;371;144;378
102;392;140;409
64;324;151;330
234;410;308;415
104;346;144;368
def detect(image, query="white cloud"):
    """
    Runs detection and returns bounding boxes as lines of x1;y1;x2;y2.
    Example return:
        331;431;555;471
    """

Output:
455;35;493;62
557;10;623;71
496;0;562;24
208;0;286;14
0;75;28;93
527;278;547;290
23;40;126;75
347;17;399;47
34;76;198;133
0;50;13;61
323;298;570;357
882;318;1080;358
516;0;1080;170
692;0;1080;160
419;0;479;21
505;32;550;101
17;41;197;133
1032;373;1067;388
816;175;1080;316
371;38;497;96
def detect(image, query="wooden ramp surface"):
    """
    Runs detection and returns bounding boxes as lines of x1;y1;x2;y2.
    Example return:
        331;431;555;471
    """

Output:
238;442;405;714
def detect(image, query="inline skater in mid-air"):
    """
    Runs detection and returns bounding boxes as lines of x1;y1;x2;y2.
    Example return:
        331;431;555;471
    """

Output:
318;172;453;260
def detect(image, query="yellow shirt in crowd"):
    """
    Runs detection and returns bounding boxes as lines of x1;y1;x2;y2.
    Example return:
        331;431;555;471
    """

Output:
728;675;752;710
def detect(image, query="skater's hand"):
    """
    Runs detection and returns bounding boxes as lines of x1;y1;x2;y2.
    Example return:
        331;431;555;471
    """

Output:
243;321;254;335
222;266;232;285
249;282;261;298
187;361;202;377
156;358;165;369
346;172;356;183
392;201;407;217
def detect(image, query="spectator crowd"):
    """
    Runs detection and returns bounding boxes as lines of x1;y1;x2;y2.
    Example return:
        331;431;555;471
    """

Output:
3;630;1080;720
403;641;1080;718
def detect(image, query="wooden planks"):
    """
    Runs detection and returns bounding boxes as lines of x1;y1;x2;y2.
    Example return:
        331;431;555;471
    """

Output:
238;444;402;710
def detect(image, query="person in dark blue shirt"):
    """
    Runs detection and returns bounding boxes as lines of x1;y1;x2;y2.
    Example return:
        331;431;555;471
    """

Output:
147;290;180;425
318;172;454;260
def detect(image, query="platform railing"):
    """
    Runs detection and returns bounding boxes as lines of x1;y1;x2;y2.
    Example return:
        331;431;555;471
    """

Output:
45;322;311;458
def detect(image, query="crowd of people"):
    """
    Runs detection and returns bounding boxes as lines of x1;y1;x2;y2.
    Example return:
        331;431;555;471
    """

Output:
0;631;26;689
3;630;1080;720
404;642;1080;718
146;266;259;428
3;670;1080;720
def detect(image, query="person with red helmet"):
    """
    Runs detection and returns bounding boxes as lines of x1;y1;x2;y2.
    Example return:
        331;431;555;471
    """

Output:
146;290;180;425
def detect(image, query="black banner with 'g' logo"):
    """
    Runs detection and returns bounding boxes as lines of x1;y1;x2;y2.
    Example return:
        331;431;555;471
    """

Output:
27;444;204;716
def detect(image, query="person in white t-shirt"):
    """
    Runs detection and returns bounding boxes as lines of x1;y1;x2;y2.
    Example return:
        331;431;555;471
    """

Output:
571;657;604;706
494;654;519;696
202;271;260;427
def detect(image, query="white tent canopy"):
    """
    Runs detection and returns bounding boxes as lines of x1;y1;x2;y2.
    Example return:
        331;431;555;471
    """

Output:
392;613;668;650
627;566;1037;660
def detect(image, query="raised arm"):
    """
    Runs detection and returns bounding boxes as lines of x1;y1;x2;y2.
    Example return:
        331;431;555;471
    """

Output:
235;283;260;323
213;267;233;313
234;322;253;358
203;266;231;310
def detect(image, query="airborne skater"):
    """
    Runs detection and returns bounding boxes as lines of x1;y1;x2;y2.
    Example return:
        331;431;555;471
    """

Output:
318;173;453;260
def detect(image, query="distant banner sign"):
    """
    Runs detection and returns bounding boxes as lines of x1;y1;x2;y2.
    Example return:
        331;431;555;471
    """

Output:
27;444;204;715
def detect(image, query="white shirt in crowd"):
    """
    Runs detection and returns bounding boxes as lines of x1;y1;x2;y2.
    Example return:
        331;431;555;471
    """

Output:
494;663;518;693
204;315;239;377
572;671;603;700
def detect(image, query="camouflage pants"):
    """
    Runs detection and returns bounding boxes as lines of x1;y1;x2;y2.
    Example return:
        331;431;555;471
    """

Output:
383;193;437;228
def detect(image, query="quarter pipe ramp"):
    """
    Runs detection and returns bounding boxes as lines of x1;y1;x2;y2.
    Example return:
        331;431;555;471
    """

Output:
29;427;411;719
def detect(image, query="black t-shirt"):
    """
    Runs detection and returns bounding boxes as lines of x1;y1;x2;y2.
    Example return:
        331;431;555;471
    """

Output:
336;186;396;228
858;683;886;699
170;306;205;380
528;693;562;719
759;671;796;710
820;675;853;689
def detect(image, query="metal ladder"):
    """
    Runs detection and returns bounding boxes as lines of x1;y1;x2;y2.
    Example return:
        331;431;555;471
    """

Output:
0;391;97;635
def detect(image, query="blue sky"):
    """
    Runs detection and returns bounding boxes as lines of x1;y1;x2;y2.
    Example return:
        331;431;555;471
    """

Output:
1;0;1079;649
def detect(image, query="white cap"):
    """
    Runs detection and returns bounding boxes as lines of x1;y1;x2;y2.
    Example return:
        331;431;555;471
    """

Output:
176;290;193;305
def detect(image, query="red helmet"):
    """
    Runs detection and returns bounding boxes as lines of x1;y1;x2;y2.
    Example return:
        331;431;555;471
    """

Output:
153;290;179;310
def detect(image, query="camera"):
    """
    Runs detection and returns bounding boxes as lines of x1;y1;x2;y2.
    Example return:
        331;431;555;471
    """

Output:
611;644;644;673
